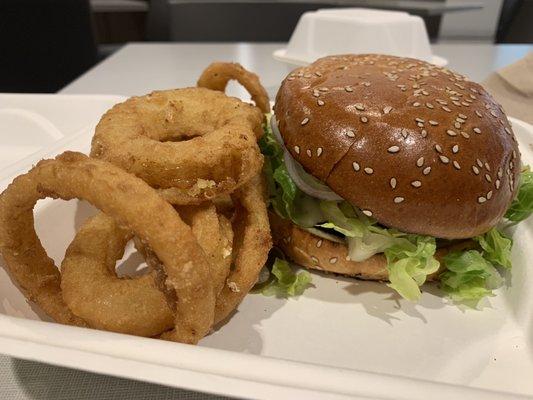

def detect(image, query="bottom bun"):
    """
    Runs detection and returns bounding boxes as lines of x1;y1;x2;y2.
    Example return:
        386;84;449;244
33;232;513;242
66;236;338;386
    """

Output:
269;212;473;281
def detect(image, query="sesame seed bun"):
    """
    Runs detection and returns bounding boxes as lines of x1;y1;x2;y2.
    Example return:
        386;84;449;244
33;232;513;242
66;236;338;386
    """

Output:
273;54;521;239
270;212;474;280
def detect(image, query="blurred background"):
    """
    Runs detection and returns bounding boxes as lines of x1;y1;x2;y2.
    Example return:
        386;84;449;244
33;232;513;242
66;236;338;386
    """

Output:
0;0;532;93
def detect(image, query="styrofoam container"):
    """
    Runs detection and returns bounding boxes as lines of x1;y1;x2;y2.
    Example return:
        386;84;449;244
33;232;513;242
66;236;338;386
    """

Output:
274;8;447;72
0;94;533;399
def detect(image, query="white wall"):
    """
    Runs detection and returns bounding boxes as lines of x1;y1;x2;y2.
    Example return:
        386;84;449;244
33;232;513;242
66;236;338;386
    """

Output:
439;0;504;41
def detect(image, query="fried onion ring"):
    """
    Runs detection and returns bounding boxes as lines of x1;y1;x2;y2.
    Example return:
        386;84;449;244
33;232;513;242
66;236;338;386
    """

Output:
214;175;271;324
197;62;271;114
91;88;264;204
61;202;233;337
0;152;215;344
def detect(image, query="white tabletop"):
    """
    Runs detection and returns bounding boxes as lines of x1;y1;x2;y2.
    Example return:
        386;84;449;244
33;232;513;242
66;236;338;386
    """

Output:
6;42;532;400
61;42;533;98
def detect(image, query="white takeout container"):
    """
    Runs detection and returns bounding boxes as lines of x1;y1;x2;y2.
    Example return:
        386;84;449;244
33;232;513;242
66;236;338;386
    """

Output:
274;8;447;72
0;94;533;400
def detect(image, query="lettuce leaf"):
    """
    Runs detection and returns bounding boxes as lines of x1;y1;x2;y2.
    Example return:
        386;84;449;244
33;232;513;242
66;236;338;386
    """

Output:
384;236;440;301
258;258;312;297
474;228;512;269
505;169;533;222
440;250;503;306
259;119;324;227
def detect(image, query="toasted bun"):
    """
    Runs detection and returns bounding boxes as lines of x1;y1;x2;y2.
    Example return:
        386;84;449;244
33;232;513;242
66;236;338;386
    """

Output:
274;54;520;239
270;212;473;281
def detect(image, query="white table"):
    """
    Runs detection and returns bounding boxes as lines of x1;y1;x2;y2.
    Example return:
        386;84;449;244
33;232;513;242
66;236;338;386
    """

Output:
3;42;532;400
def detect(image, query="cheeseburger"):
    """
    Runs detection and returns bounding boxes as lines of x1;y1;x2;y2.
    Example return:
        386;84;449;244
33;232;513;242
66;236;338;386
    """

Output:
260;54;532;304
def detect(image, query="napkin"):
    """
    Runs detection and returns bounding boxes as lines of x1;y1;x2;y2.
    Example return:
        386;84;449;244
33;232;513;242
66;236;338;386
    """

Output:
482;51;533;125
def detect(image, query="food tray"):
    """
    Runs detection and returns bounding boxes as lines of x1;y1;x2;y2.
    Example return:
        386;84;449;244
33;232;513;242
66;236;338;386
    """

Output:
0;94;532;400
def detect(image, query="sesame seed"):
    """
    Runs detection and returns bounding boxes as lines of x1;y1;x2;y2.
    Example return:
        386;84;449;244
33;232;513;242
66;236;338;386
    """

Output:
473;127;481;134
364;167;374;175
487;191;493;200
316;239;323;247
456;117;465;123
460;131;470;138
346;130;355;138
439;155;450;164
475;110;483;117
454;122;461;129
426;103;434;109
459;113;468;119
388;146;400;153
452;101;461;106
319;87;329;92
447;130;457;137
362;210;373;217
294;145;300;154
476;159;483;168
436;99;447;105
413;102;421;107
355;103;365;111
417;122;424;128
490;110;498;117
363;82;371;87
301;117;309;125
352;161;360;171
313;92;320;98
442;106;451;112
311;256;319;264
345;86;353;92
306;149;312;157
429;120;438;126
315;72;322;77
383;106;393;114
453;160;461;170
416;157;424;167
472;166;480;175
498;169;503;178
435;144;443;153
394;196;405;203
452;144;459;153
317;99;325;106
361;116;368;123
421;129;428;137
505;127;512;135
390;178;397;189
422;90;429;96
316;147;323;157
485;163;491;171
485;174;492;182
496;179;501;189
512;150;517;159
415;118;425;123
411;180;422;188
478;196;487;204
423;166;431;175
329;257;338;264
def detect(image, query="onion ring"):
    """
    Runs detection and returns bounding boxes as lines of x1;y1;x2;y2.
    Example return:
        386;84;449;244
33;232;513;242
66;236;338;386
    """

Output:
214;175;271;324
0;151;215;344
90;88;264;204
130;175;271;327
197;62;271;114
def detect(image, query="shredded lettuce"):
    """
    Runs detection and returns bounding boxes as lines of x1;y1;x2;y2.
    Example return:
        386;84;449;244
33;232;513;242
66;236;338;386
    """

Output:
385;236;440;301
259;119;324;227
258;258;312;297
505;169;533;222
440;250;503;306
474;228;512;269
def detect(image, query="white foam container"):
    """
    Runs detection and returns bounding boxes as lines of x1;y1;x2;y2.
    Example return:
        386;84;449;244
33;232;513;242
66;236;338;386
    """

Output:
0;94;533;400
274;8;447;72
